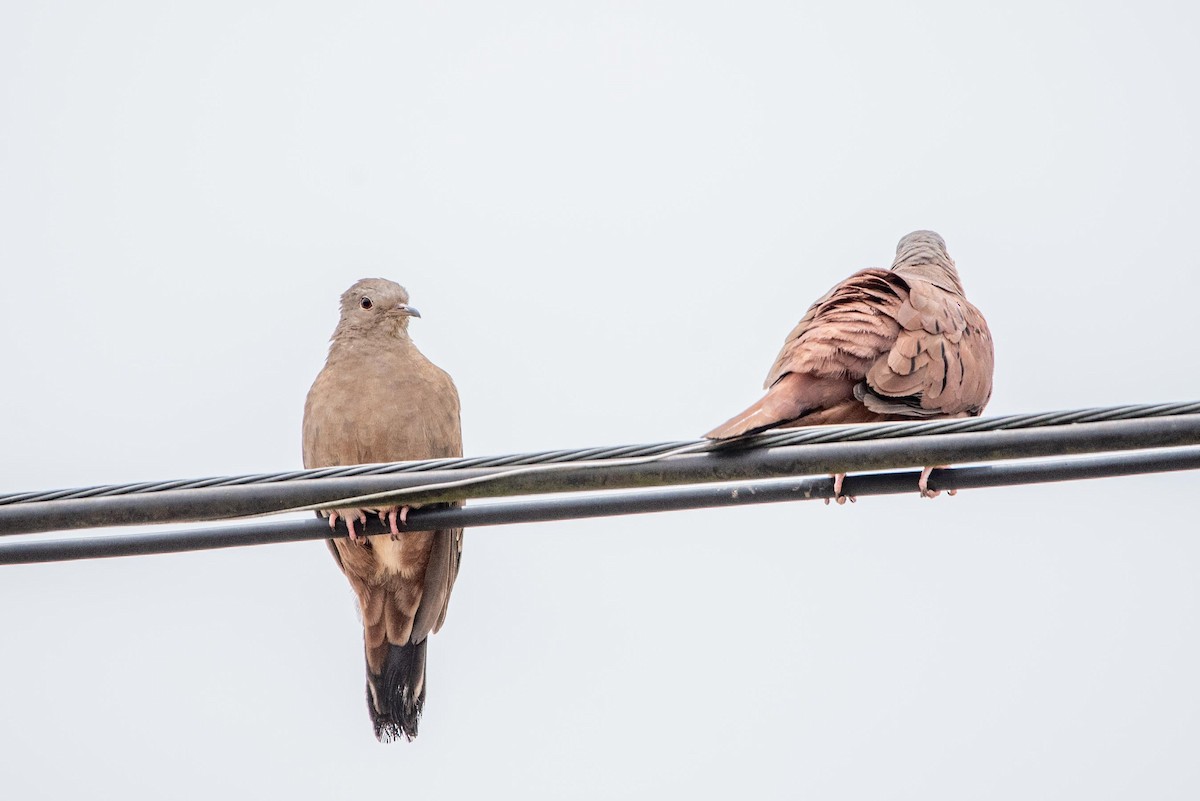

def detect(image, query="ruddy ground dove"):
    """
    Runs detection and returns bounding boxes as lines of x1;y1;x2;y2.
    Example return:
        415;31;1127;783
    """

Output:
705;230;994;498
302;278;463;741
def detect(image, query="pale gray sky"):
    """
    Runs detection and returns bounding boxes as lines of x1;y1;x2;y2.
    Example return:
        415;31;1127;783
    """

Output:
2;1;1199;798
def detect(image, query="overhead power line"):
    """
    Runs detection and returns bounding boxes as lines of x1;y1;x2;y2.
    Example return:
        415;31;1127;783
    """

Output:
6;401;1198;509
1;401;1199;566
3;446;1199;565
2;401;1199;537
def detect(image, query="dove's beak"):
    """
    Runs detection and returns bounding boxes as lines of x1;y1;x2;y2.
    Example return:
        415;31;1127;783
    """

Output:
396;304;422;318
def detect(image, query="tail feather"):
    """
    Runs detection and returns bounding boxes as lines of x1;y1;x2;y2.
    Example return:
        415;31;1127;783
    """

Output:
706;374;814;439
704;394;791;439
705;374;862;439
366;640;428;742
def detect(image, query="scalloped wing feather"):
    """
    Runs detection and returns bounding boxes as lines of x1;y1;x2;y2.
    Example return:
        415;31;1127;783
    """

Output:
708;263;993;439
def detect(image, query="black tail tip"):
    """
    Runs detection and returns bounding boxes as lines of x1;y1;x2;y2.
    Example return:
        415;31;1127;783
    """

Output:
370;704;422;743
367;640;428;742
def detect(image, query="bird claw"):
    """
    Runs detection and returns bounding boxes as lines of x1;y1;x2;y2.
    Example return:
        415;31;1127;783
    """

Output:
919;466;954;499
386;506;412;540
824;473;856;505
330;509;369;543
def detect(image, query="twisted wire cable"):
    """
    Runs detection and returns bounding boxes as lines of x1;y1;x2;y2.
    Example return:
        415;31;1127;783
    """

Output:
2;400;1198;506
5;445;1200;565
3;400;1200;537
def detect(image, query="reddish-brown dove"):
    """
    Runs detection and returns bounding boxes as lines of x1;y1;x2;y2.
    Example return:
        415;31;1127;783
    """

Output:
302;278;463;742
705;230;993;497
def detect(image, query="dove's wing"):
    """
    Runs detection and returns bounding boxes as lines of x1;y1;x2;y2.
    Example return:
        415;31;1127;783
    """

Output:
706;254;993;440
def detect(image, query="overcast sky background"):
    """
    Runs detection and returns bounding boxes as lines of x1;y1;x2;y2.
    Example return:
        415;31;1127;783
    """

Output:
2;1;1199;798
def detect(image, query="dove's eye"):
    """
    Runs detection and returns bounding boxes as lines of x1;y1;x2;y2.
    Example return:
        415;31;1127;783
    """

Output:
360;297;373;310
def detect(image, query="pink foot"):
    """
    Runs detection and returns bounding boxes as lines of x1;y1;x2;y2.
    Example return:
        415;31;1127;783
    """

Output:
919;466;955;498
331;509;369;543
387;506;412;540
824;473;855;506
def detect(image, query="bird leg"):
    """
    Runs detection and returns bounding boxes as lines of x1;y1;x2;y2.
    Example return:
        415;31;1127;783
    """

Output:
385;506;412;540
824;473;856;505
328;509;369;543
918;466;957;499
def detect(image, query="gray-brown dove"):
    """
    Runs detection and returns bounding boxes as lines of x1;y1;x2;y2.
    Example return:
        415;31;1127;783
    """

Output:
302;278;463;742
705;230;993;497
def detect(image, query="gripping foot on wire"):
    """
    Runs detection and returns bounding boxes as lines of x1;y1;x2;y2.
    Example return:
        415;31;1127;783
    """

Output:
825;473;856;505
327;509;369;543
382;506;411;541
919;466;957;499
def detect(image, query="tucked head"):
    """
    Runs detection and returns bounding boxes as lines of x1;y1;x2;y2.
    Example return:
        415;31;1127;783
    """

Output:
334;278;422;338
895;230;948;259
890;230;964;295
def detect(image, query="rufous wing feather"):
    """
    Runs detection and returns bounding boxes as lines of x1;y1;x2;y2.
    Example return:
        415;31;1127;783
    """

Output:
706;231;993;441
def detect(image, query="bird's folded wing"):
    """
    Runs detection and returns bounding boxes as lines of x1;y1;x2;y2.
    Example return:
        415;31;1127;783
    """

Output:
763;268;905;389
412;521;462;640
861;280;994;416
763;268;993;419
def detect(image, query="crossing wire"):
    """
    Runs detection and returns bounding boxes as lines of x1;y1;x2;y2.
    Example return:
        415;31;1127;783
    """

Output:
3;446;1200;565
1;400;1199;541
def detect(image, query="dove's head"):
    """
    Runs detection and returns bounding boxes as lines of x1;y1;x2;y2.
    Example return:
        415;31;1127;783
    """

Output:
896;230;947;255
890;230;966;296
334;278;422;339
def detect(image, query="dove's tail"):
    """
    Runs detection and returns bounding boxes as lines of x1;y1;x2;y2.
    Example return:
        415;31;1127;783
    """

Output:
705;373;830;439
704;394;795;439
366;639;428;742
705;374;890;439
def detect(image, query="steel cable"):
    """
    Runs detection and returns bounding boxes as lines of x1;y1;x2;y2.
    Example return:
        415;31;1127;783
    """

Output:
2;401;1199;537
